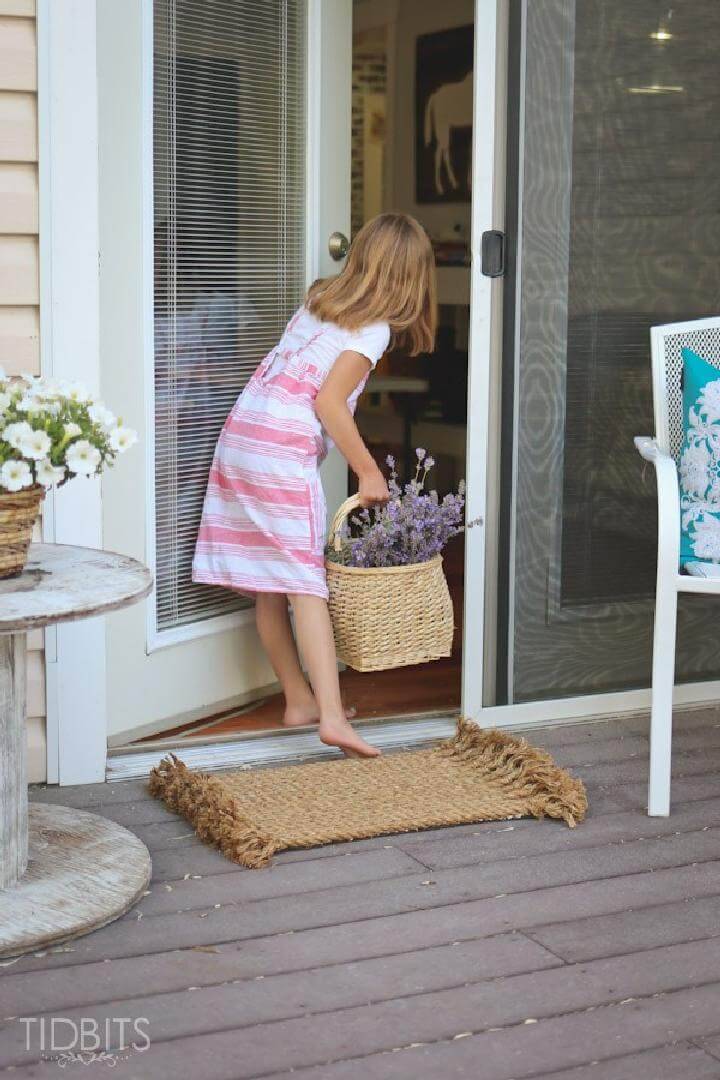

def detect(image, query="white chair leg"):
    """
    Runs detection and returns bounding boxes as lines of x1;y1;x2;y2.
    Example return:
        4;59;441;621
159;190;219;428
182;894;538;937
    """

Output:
647;581;678;816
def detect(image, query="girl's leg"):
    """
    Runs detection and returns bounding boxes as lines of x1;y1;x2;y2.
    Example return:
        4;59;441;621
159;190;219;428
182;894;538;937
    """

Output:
288;592;380;757
254;592;355;727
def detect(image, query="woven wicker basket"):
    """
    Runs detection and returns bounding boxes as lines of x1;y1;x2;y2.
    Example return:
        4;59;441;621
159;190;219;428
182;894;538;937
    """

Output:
325;494;455;671
0;486;44;579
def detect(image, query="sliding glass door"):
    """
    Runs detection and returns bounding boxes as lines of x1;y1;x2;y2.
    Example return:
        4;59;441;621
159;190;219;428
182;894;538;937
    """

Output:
496;0;720;704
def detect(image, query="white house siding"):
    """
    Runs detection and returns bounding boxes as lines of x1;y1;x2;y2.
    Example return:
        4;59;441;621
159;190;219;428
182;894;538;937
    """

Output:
0;0;46;782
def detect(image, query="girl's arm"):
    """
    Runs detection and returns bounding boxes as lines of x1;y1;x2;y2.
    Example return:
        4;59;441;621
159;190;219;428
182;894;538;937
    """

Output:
314;351;390;506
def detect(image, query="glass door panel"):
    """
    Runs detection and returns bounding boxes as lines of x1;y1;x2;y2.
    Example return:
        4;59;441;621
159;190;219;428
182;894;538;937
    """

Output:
499;0;720;703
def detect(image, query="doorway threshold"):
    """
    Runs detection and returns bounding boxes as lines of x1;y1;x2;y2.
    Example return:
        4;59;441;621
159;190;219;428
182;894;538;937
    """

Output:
106;711;460;781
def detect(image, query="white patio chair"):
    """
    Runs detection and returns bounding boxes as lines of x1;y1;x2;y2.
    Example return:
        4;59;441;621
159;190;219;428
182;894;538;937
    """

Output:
635;316;720;816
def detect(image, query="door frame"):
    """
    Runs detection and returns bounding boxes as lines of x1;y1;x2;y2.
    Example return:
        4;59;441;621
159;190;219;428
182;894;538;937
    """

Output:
43;0;720;785
39;0;108;785
465;0;720;729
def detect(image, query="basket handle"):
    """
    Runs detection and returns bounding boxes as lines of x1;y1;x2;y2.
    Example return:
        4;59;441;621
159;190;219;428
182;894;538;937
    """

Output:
327;493;365;553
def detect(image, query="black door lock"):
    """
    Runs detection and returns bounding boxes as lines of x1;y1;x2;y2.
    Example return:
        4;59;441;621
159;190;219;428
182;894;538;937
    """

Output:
481;230;506;278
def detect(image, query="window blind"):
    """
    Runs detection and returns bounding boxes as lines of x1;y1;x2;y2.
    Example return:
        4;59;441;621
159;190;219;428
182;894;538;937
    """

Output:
153;0;307;631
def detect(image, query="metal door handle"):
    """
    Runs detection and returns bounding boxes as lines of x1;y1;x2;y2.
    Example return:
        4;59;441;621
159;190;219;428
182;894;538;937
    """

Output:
481;230;506;277
328;231;349;261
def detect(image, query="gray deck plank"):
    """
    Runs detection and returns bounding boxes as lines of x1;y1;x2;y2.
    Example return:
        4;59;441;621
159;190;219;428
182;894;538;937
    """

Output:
572;747;720;787
0;929;557;1019
28;778;152;808
138;806;720;917
6;857;720;978
515;1043;720;1080
610;773;720;810
265;1041;720;1080
394;796;720;870
5;936;720;1071
138;846;425;904
137;824;720;920
694;1035;720;1065
7;824;715;970
140;848;430;914
0;933;562;1065
8;981;720;1079
527;893;720;962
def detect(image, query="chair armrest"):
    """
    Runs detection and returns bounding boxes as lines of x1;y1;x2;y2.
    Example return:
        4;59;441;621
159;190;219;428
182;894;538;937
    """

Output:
634;435;659;462
634;437;680;574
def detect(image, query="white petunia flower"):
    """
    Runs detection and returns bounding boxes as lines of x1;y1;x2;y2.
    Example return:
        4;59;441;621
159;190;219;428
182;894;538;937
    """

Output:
65;439;101;475
109;426;138;453
0;392;12;413
39;378;64;398
0;459;33;492
63;422;82;439
35;458;66;488
2;421;34;451
17;394;43;415
66;382;91;404
19;428;52;461
88;403;116;430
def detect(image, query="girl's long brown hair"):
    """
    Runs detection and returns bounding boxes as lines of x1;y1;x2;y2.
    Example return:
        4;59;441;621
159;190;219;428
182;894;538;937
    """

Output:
306;212;437;356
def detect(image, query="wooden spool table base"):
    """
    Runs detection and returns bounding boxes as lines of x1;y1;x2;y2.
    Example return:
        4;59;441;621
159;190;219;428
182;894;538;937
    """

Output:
0;805;150;958
0;544;152;958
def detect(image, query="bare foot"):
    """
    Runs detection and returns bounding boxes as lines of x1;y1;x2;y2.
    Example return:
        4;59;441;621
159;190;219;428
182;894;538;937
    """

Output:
319;716;381;758
283;702;356;728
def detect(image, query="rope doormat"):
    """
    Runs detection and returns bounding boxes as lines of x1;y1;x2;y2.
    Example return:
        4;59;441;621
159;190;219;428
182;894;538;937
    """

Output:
149;720;587;869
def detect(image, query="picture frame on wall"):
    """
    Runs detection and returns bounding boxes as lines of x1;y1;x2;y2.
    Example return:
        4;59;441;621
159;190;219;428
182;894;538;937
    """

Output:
415;24;474;204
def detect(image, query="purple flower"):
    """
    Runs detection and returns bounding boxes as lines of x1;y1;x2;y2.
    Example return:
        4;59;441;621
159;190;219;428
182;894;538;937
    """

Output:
336;450;464;568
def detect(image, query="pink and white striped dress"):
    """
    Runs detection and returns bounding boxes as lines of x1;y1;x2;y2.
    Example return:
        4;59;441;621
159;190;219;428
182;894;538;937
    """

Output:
192;306;390;599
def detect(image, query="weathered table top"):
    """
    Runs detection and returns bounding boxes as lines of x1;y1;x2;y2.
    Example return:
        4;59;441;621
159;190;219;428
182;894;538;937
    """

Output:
0;543;153;633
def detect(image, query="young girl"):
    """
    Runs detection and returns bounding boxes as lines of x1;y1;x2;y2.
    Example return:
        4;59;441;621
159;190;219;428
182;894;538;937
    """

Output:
192;212;436;757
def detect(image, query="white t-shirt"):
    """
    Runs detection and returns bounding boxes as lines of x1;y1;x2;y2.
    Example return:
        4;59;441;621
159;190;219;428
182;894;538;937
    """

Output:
343;321;392;368
264;306;390;457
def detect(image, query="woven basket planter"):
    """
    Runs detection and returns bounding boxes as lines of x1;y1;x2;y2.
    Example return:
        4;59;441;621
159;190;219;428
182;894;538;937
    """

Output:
0;486;44;579
325;494;455;672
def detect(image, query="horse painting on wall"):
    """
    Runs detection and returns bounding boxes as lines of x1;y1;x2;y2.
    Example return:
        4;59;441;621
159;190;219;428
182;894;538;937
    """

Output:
416;24;474;204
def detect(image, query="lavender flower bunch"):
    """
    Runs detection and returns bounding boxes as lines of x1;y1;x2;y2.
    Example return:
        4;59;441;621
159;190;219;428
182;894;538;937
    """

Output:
334;449;465;569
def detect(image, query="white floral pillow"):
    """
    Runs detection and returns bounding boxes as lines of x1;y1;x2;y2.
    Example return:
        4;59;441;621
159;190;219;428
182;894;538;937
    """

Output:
679;347;720;565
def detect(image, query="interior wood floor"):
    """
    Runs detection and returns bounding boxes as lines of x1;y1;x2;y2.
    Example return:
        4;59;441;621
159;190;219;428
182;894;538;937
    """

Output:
138;534;465;744
8;706;720;1077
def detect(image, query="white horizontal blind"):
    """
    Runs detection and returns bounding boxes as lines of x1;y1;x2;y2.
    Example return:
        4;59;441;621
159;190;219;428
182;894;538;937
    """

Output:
153;0;307;631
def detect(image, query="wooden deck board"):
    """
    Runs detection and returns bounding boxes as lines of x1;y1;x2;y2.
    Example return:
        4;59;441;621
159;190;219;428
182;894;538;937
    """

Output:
1;708;719;1077
5;935;720;1072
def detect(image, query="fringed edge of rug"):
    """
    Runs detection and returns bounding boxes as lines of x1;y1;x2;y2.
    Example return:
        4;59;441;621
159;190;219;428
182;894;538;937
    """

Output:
441;719;588;827
148;755;278;869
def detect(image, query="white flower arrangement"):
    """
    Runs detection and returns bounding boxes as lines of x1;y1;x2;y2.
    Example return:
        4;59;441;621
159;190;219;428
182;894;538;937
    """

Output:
0;370;137;493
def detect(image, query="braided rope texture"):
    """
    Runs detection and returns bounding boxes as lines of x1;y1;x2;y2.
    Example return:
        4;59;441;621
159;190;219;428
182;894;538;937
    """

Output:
149;720;588;869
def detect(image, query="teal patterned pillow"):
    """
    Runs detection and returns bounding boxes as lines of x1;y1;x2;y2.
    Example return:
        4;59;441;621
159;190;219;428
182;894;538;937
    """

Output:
679;347;720;567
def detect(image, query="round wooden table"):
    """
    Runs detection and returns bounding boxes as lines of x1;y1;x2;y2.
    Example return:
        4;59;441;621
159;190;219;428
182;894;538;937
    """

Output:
0;543;153;958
